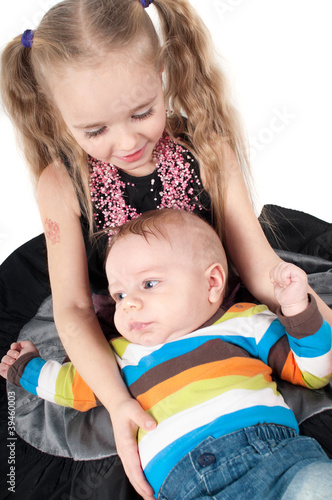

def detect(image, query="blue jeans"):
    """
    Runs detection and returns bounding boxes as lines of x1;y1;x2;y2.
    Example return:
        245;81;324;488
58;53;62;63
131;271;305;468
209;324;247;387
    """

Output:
157;424;332;499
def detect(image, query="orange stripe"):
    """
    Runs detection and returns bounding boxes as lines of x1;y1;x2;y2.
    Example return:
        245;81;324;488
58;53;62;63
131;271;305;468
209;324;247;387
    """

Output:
281;351;305;386
137;357;271;411
226;303;256;314
72;371;97;411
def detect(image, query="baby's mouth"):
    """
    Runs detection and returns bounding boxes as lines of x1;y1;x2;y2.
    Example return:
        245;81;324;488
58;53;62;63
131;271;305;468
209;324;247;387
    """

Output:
129;322;152;331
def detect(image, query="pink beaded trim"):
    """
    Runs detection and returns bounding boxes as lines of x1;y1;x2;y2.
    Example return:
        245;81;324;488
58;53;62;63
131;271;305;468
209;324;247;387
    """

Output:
89;133;203;235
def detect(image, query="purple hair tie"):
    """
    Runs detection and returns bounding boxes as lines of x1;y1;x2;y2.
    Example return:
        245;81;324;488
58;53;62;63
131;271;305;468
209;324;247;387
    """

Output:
21;30;34;48
139;0;153;8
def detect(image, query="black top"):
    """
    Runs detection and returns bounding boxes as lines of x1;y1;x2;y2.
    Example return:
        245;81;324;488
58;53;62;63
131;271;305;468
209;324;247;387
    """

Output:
88;133;212;232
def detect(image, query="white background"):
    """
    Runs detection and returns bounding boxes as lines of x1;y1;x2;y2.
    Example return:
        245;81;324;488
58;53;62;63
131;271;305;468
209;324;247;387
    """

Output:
0;0;331;264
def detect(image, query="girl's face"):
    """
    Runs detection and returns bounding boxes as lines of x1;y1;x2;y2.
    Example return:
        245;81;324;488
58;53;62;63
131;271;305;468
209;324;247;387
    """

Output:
50;55;166;176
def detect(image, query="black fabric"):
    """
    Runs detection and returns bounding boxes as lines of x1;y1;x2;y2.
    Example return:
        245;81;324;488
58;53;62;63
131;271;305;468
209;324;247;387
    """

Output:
299;411;332;459
0;429;141;500
81;217;109;295
260;204;332;261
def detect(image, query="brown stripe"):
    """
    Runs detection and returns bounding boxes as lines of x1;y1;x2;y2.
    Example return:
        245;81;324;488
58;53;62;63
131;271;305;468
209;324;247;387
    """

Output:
129;338;250;398
7;352;40;387
267;334;290;375
277;295;323;338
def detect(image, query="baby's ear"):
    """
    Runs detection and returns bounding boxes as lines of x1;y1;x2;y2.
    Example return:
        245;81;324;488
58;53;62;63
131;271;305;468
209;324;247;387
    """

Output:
205;263;226;304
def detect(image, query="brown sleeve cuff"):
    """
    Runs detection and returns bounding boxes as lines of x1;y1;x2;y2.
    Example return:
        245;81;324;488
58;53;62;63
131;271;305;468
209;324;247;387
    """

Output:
276;294;323;338
7;352;40;387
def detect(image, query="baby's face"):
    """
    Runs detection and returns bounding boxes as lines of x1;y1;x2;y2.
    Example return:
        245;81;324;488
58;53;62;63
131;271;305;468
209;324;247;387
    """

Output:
106;233;214;346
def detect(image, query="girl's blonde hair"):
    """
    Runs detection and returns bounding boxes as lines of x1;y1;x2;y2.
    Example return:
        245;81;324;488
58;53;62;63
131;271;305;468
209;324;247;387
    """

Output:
1;0;250;239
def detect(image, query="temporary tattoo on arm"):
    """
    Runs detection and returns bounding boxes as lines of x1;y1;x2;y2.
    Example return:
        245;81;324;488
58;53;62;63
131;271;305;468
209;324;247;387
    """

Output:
44;218;60;245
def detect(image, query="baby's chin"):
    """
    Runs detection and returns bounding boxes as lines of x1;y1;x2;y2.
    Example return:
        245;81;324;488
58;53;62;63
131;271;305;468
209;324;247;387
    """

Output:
139;331;193;347
120;326;162;347
122;327;184;347
126;333;162;347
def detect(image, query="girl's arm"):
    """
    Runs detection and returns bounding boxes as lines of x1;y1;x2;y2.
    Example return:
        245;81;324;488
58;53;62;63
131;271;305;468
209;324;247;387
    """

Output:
37;162;156;499
221;144;332;328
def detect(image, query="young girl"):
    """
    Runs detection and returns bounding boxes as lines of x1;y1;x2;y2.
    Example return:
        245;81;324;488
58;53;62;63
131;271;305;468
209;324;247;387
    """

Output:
1;1;331;498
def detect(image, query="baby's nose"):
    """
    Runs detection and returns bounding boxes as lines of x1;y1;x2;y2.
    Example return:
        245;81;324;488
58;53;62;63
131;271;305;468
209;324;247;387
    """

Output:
123;296;143;311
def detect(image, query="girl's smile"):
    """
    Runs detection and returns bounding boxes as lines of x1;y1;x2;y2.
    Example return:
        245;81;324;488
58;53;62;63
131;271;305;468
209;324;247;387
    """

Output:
114;143;148;163
50;54;166;177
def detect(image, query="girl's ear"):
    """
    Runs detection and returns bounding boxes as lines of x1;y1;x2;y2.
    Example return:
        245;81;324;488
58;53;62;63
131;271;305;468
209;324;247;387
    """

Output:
205;263;226;304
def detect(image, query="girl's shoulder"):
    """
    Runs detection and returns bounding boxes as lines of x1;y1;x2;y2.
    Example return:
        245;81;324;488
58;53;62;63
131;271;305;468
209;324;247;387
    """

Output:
37;160;80;216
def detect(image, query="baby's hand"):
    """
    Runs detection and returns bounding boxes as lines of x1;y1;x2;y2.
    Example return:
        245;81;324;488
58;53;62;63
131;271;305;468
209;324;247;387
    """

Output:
0;341;39;380
270;262;309;317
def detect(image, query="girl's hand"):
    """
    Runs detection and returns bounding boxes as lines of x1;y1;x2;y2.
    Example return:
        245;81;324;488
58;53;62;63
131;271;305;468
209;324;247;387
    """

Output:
110;398;157;500
0;340;39;379
270;262;309;317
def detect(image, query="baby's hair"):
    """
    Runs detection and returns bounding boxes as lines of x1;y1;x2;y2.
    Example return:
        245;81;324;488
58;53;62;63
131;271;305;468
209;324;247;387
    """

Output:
1;0;250;239
106;208;228;277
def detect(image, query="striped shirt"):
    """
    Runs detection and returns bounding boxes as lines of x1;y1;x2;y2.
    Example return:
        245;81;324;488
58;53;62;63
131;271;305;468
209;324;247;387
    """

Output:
8;299;332;496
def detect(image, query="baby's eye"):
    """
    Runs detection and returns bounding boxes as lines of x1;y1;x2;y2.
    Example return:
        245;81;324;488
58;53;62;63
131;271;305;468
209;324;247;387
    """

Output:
114;292;127;302
143;280;159;290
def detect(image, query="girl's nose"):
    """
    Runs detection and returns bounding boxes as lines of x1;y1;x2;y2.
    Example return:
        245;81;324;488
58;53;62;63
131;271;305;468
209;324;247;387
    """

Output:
122;295;143;311
112;124;138;154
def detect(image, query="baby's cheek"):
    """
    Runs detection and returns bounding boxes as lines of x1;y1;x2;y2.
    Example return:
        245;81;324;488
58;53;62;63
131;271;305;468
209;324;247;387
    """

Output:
114;312;127;337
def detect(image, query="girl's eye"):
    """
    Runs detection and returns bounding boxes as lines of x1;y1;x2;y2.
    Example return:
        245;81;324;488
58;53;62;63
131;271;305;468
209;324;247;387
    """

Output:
114;292;127;302
84;108;154;139
132;108;154;121
85;126;107;139
144;280;159;290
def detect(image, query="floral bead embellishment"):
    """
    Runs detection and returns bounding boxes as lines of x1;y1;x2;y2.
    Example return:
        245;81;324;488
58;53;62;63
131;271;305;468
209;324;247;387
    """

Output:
153;134;202;212
89;160;139;232
89;133;203;235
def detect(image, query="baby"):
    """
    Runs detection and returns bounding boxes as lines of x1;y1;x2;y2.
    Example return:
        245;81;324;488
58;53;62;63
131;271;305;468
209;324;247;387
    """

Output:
2;209;332;499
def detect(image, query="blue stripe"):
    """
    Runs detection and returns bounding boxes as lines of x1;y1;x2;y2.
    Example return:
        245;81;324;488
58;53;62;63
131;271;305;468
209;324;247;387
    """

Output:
221;335;259;358
257;319;286;364
144;405;298;496
19;357;46;396
122;334;260;386
122;336;224;385
288;321;332;358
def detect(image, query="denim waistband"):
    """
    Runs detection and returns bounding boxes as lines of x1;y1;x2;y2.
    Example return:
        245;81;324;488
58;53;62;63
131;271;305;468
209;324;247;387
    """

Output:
190;424;297;462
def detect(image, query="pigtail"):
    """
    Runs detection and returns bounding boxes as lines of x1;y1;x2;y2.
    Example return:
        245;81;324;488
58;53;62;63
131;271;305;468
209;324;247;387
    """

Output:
1;32;93;229
1;37;56;182
153;0;251;240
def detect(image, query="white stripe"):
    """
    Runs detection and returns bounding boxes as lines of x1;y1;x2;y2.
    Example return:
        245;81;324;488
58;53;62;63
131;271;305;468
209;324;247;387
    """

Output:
293;351;332;378
139;387;288;468
117;342;163;368
200;312;275;344
36;360;62;403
